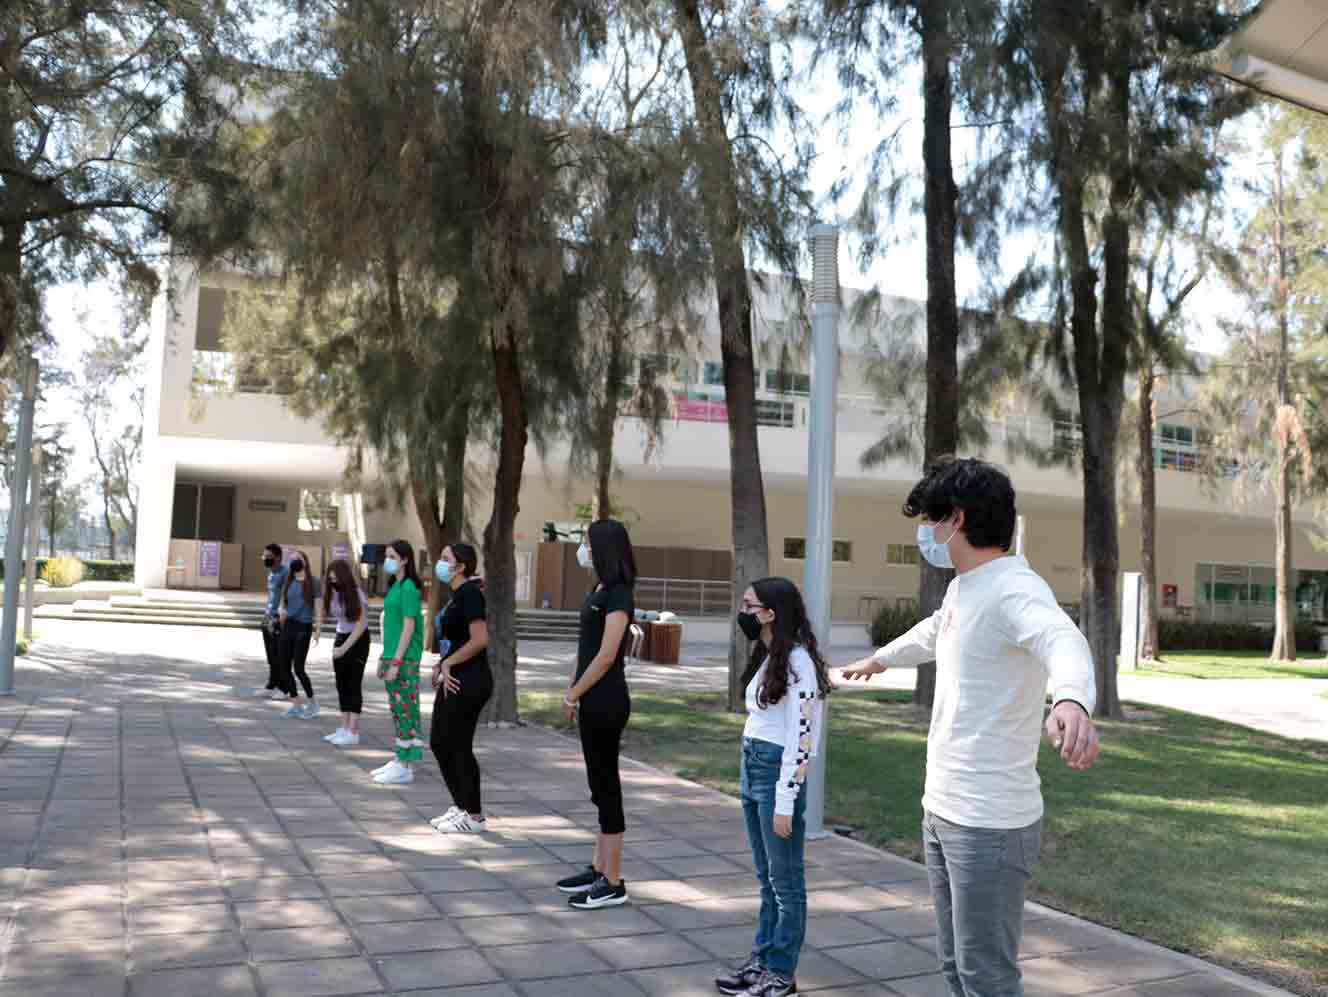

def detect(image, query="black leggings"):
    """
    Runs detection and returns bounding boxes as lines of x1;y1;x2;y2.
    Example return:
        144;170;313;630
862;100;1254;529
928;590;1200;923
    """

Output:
578;681;631;835
430;661;493;815
332;630;370;714
276;621;314;699
261;621;280;689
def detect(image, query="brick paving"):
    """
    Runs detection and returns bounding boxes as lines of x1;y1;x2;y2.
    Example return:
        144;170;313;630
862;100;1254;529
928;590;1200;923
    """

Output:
0;626;1297;996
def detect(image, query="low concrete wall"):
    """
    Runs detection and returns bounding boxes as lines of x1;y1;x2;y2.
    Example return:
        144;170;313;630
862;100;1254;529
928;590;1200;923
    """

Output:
679;616;872;650
3;582;143;607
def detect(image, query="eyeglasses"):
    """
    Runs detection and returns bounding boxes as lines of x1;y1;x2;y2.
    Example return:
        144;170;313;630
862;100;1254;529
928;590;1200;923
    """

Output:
739;601;767;613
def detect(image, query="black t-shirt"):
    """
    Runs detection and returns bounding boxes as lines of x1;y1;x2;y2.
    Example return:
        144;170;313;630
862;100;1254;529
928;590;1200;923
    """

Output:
577;582;634;682
438;579;487;669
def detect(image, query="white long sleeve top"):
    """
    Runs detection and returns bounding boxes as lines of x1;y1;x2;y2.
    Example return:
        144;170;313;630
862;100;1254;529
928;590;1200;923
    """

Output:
873;555;1096;829
743;646;823;816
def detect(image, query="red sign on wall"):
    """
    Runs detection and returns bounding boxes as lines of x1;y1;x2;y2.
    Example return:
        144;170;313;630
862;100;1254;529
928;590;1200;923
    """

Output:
674;396;727;423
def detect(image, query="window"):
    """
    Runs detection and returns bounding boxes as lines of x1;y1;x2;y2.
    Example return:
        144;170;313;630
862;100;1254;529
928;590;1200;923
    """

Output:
1159;423;1194;445
886;543;920;567
783;538;852;562
754;399;795;428
298;490;340;532
765;369;811;395
703;361;725;386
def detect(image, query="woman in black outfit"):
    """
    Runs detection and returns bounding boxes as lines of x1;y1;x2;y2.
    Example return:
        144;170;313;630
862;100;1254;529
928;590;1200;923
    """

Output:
557;519;635;911
428;543;492;834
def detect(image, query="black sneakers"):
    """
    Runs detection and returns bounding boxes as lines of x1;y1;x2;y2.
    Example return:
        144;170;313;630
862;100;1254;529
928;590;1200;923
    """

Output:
556;865;599;894
715;955;764;995
745;971;797;996
568;875;629;910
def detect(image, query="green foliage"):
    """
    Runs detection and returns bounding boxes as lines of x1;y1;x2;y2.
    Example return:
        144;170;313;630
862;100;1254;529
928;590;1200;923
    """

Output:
0;558;131;582
1157;618;1319;653
40;556;85;588
0;0;256;360
868;602;925;647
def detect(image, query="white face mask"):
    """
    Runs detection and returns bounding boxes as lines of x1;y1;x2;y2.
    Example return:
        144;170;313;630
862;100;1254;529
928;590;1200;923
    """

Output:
916;521;958;570
383;556;401;576
576;543;592;570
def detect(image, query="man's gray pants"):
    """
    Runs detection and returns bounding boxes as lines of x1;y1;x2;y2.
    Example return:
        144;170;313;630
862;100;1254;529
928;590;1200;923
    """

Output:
923;810;1043;997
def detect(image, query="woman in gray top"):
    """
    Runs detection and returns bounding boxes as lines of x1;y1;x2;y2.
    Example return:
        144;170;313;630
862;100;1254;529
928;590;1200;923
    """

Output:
277;549;321;719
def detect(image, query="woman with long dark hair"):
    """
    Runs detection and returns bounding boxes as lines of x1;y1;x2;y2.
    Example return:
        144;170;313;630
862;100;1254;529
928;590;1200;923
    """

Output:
714;576;833;997
276;549;320;720
316;559;370;746
556;519;636;911
428;542;492;833
371;539;425;786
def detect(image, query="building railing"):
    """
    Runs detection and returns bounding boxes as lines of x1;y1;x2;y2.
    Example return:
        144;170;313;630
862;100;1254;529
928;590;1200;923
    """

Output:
191;350;286;396
636;577;733;617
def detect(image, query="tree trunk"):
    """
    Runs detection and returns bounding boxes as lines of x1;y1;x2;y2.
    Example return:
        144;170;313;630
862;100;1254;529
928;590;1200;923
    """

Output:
483;335;528;724
675;0;771;712
0;220;22;363
104;488;117;561
593;320;624;522
410;465;444;650
1137;354;1159;661
914;0;960;708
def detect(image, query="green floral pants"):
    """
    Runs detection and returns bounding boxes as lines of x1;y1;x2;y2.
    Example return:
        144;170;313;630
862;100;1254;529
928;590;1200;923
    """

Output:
385;660;423;762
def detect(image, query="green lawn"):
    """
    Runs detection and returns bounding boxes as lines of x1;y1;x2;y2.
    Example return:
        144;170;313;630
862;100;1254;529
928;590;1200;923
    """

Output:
521;690;1328;995
1133;650;1328;680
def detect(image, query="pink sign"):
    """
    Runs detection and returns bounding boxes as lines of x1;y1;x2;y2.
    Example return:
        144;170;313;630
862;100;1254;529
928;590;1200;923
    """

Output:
674;396;727;423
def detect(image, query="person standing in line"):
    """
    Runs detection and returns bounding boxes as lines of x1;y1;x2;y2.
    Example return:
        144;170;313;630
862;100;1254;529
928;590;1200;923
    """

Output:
371;539;425;786
277;550;320;719
316;559;370;746
557;519;636;911
713;577;832;997
428;543;492;833
253;543;288;698
842;457;1100;997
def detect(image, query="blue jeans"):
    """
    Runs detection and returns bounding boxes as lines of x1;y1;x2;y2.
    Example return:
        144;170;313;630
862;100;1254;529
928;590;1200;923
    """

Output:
740;736;807;976
923;810;1042;997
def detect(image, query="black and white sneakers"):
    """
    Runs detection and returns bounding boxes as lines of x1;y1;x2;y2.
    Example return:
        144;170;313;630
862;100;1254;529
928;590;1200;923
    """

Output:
556;865;600;895
567;875;629;910
744;970;798;996
715;955;764;995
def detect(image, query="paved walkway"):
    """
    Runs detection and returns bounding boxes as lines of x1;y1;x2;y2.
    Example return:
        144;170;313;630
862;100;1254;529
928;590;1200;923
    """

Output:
0;624;1298;996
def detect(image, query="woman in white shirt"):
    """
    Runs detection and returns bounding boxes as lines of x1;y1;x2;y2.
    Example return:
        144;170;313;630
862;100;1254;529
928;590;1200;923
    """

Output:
715;577;833;997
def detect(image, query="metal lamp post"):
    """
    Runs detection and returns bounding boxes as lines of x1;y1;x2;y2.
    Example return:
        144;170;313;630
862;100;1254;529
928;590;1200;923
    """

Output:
802;224;840;838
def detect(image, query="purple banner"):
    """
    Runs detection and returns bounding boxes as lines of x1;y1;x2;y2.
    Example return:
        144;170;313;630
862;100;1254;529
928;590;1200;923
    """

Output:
199;541;221;578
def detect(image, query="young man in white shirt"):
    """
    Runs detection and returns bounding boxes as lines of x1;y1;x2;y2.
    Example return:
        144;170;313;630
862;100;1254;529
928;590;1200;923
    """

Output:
844;457;1100;997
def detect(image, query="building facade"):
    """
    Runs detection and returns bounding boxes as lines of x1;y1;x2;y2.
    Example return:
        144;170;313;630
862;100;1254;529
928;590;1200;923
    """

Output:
134;261;1328;626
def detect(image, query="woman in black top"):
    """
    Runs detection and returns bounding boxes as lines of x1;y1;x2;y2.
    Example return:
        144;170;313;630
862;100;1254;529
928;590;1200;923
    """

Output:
428;543;492;834
557;519;635;911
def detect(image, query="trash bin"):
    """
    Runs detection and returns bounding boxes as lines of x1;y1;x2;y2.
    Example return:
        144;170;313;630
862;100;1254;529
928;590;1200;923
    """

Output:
650;621;683;665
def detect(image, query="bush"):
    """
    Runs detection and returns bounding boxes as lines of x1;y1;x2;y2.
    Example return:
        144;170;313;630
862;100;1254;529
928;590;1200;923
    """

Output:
40;556;85;588
82;559;134;582
1157;618;1320;653
0;557;131;582
869;603;926;647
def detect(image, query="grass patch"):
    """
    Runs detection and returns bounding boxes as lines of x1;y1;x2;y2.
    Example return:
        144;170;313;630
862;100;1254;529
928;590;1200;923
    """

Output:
521;689;1328;994
1134;650;1328;680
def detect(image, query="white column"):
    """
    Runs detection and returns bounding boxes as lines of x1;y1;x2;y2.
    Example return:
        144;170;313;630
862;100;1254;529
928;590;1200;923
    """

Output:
134;456;177;590
803;224;840;839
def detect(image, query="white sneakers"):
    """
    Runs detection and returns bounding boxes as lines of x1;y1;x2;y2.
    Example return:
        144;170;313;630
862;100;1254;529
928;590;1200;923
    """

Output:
326;729;359;746
252;686;273;697
303;702;320;719
373;760;414;785
281;703;304;719
435;811;486;833
430;806;462;828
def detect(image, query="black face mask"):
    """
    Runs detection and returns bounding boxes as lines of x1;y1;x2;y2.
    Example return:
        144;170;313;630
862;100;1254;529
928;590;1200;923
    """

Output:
736;611;763;641
263;556;275;568
329;581;341;592
290;559;305;574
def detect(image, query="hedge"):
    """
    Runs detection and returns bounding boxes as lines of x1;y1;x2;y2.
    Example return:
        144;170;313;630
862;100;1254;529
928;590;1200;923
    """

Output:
0;558;133;582
871;600;1320;655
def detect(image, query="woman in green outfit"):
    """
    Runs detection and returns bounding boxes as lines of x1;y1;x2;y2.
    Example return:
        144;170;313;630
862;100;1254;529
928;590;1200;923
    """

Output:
372;539;425;786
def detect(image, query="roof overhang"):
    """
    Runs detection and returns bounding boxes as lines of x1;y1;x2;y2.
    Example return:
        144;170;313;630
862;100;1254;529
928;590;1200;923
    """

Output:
1214;0;1328;114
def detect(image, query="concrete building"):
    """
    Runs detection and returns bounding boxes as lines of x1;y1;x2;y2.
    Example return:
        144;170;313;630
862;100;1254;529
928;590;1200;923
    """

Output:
134;260;1328;627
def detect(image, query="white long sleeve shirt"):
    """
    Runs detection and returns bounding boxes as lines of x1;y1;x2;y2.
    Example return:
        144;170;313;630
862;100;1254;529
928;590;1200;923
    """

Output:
743;647;823;816
874;555;1096;829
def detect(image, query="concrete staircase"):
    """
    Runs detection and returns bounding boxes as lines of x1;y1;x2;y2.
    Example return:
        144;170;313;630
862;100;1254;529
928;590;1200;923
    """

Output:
43;592;581;642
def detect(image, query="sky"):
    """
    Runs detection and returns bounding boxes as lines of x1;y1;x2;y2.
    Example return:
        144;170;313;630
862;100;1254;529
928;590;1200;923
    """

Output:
37;32;1281;504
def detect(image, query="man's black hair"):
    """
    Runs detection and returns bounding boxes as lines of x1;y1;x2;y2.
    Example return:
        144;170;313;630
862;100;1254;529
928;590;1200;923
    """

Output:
902;456;1017;551
264;542;282;558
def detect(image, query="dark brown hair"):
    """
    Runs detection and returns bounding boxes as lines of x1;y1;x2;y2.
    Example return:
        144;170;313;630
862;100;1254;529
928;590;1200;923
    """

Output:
322;559;363;622
280;550;315;611
388;539;421;592
446;542;478;579
740;576;834;708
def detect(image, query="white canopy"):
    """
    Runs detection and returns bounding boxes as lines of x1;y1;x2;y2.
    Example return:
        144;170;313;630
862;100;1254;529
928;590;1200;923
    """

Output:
1214;0;1328;114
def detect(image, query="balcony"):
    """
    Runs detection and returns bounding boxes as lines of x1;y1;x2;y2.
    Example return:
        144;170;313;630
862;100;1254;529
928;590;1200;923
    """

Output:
191;350;285;396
